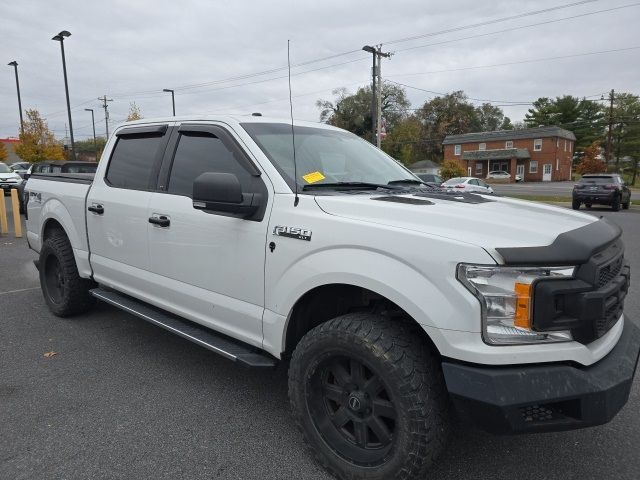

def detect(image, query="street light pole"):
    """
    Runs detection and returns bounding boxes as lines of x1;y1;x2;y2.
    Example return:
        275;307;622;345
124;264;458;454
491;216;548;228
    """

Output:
85;108;97;161
375;46;391;149
163;89;175;116
7;61;24;136
362;46;377;144
52;30;76;160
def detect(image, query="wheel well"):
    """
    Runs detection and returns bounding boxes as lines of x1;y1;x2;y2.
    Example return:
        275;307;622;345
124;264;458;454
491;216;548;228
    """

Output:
42;219;65;241
283;284;437;357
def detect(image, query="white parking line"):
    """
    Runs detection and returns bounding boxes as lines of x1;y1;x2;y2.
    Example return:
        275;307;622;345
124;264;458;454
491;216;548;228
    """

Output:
0;287;40;296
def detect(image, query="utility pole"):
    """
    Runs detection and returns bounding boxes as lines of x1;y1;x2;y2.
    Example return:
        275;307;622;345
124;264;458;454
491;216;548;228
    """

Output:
375;45;392;148
99;95;113;139
362;46;377;144
605;88;615;166
7;61;24;135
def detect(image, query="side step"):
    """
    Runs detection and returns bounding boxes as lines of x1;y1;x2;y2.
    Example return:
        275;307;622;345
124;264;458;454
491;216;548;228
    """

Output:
90;288;277;368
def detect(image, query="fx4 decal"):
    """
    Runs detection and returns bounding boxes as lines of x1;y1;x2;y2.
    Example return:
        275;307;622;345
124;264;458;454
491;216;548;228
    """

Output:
273;226;312;241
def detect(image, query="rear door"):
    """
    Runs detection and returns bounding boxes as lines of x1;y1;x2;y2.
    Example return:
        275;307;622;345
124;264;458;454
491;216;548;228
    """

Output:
145;123;271;347
87;124;170;293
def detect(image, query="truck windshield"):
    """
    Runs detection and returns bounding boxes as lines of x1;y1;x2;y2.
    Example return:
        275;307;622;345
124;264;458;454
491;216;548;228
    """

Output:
0;163;11;173
241;123;416;191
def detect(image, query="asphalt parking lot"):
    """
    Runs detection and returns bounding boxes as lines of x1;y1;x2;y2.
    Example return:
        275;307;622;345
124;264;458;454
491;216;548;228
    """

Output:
1;203;639;480
492;180;640;201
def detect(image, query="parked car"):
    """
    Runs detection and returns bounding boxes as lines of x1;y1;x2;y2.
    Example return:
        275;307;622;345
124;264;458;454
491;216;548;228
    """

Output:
442;176;494;194
25;116;638;480
572;174;631;211
0;162;24;195
416;173;443;187
10;162;31;177
487;170;522;182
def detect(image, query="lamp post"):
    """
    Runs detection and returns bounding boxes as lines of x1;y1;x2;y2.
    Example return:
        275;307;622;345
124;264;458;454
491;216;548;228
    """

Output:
362;46;377;144
85;108;97;161
7;61;24;136
163;88;175;116
52;30;76;160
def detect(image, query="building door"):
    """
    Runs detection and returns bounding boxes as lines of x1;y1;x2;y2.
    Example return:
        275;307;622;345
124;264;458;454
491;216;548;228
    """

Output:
467;166;472;176
543;163;552;181
516;164;524;181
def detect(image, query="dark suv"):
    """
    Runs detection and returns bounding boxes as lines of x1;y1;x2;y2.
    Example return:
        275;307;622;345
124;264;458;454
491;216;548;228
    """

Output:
572;174;631;211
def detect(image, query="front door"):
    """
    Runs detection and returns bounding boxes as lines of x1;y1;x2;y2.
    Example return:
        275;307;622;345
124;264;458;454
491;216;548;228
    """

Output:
516;164;525;180
146;124;271;347
543;163;552;181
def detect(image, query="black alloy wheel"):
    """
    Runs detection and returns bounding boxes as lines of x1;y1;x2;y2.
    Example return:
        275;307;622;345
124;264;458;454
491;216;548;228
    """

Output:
307;354;397;467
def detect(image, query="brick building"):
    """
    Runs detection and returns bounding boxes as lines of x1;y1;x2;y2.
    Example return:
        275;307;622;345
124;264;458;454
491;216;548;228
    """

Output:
442;126;576;182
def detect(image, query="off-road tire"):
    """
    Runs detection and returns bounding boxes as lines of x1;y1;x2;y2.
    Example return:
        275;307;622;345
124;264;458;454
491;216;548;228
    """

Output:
39;228;96;317
572;199;580;210
612;194;621;212
288;313;450;480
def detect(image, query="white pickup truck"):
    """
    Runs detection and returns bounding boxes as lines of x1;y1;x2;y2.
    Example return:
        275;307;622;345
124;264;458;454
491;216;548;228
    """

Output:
25;116;639;480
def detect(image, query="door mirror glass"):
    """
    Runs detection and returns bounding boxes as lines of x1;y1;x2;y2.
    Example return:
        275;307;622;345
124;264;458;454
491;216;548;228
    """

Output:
192;172;262;218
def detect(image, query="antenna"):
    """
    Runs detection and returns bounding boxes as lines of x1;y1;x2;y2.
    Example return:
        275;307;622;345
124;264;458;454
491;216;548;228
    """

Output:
287;40;299;207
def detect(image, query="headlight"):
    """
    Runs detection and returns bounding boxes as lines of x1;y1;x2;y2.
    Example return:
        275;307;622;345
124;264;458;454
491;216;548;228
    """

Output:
457;264;576;345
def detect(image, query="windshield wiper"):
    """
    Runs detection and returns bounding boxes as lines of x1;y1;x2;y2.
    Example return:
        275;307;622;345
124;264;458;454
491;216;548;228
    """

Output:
302;182;401;191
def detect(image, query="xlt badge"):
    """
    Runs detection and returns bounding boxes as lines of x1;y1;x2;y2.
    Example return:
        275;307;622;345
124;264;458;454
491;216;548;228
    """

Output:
273;226;312;241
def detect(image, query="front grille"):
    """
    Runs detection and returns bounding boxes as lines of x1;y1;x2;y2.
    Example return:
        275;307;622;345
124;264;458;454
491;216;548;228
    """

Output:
598;256;624;288
596;300;624;337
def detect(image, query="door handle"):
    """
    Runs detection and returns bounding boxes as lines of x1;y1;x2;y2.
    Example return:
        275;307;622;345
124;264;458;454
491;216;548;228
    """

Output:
149;215;170;227
88;204;104;215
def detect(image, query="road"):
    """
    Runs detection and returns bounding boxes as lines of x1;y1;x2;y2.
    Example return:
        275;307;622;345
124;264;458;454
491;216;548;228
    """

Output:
1;202;639;480
493;180;640;200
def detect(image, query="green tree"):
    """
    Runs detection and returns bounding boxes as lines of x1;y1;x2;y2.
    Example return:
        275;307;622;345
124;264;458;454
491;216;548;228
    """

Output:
316;82;410;139
14;109;65;162
0;142;8;162
416;91;479;159
126;102;143;121
610;93;640;175
476;103;512;132
381;116;425;165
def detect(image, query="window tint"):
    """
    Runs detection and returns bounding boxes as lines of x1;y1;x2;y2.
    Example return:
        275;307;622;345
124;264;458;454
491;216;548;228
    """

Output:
106;134;164;190
168;133;251;197
469;179;479;185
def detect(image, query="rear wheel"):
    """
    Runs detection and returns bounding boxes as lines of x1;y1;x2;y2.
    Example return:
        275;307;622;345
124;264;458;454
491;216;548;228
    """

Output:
39;228;96;317
572;199;580;210
622;198;630;209
612;194;621;212
289;313;450;480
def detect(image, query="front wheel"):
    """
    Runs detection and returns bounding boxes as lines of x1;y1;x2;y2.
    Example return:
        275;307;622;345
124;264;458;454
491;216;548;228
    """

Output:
288;314;450;480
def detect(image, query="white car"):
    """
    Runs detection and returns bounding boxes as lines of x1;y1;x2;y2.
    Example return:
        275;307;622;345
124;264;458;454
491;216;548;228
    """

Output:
24;116;637;480
487;170;522;182
442;176;494;194
0;162;23;194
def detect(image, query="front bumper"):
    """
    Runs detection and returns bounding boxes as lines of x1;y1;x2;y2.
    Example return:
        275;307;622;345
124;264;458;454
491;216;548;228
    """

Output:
0;183;21;193
442;319;640;434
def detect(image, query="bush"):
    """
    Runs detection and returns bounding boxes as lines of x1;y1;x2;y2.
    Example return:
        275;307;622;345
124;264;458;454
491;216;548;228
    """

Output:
440;160;466;180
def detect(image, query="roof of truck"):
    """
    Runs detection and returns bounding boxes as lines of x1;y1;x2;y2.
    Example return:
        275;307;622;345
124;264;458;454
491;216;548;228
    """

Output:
116;115;340;131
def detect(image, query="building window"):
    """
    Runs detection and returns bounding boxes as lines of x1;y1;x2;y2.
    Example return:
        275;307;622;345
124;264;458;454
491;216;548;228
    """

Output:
569;142;572;152
564;140;567;152
556;158;559;171
505;140;513;148
454;144;461;155
475;162;483;175
557;138;559;148
530;161;538;173
534;139;542;151
479;143;486;151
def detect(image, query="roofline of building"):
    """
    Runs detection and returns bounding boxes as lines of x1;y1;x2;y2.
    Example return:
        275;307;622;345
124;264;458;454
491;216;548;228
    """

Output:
443;126;576;145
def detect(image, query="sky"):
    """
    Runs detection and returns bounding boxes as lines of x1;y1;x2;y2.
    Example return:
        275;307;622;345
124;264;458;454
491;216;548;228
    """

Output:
1;0;639;141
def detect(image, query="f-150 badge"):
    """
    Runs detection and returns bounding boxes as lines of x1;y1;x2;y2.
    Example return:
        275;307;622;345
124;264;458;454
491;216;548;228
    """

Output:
273;226;312;241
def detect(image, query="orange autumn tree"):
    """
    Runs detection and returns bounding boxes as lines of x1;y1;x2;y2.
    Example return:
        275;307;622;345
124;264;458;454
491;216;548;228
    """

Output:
14;109;65;163
576;141;607;175
0;141;8;162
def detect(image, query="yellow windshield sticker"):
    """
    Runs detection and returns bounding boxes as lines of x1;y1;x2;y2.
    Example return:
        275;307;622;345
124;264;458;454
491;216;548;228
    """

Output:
302;171;326;184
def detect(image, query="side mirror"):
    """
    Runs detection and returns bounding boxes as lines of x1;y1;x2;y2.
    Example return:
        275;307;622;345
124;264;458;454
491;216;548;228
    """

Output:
192;172;262;218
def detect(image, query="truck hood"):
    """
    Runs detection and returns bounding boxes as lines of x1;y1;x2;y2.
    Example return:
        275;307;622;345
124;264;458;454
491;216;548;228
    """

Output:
314;193;596;257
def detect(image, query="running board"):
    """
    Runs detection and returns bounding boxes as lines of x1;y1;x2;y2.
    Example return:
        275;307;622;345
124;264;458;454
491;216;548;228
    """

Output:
90;288;277;368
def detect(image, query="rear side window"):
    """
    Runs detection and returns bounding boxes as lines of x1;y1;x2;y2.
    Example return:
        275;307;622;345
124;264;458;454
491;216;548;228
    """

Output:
106;134;164;190
580;176;614;184
167;133;253;197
